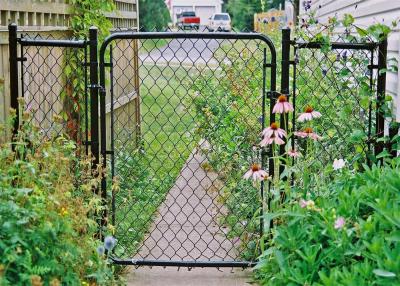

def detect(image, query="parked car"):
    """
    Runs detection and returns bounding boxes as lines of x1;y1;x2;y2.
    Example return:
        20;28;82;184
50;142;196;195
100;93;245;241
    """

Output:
177;11;200;30
207;13;232;32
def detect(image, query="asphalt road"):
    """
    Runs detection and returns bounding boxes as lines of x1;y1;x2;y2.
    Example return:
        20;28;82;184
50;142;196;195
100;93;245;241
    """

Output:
139;28;224;67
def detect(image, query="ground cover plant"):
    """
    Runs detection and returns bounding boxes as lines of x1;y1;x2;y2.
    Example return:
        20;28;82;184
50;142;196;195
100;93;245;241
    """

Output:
0;105;122;285
255;160;400;285
250;9;400;286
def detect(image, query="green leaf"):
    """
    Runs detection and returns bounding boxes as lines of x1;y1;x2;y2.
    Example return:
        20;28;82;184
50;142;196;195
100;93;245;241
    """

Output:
356;26;368;37
343;14;355;27
373;269;396;278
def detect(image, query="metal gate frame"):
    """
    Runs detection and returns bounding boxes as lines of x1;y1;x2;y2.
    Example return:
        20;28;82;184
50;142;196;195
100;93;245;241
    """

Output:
8;24;99;165
8;23;391;269
98;31;277;268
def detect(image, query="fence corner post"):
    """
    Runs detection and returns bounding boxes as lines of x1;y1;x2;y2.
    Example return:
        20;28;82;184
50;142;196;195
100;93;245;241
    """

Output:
9;23;19;139
375;37;388;157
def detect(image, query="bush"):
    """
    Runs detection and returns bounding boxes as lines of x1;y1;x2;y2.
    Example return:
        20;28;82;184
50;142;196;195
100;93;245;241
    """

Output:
255;160;400;285
0;111;121;285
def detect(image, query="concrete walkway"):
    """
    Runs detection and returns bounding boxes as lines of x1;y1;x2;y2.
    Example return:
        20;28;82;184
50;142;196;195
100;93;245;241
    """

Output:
127;267;253;286
127;142;254;285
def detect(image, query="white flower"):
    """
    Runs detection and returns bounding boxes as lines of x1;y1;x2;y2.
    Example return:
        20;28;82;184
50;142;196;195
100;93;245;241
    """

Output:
333;159;346;170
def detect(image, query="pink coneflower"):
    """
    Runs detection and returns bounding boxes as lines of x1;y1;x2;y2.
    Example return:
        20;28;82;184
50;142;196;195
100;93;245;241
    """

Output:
260;135;285;146
287;149;301;158
262;122;286;139
299;199;308;208
297;106;322;122
243;164;269;182
333;159;346;170
294;127;322;141
334;217;346;229
299;199;316;210
273;95;294;114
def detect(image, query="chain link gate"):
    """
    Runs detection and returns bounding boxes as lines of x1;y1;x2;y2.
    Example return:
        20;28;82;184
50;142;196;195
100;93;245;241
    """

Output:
8;24;96;157
98;32;277;267
8;23;389;270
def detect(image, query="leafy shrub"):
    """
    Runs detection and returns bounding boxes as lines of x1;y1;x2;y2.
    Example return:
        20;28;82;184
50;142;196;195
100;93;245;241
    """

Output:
0;112;121;285
255;160;400;285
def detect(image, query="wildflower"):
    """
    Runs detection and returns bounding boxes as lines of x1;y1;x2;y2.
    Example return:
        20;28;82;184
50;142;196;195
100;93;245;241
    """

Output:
294;127;322;140
104;236;116;251
342;51;348;61
287;149;301;158
297;106;322;122
299;199;308;208
333;159;346;170
299;199;320;211
31;275;43;286
261;122;286;139
243;164;269;182
97;245;105;256
272;95;294;114
50;278;61;286
334;217;346;229
260;135;285;146
60;207;68;216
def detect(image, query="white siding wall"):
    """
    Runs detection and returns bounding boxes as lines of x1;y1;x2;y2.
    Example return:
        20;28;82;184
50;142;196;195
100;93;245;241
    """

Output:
300;0;400;122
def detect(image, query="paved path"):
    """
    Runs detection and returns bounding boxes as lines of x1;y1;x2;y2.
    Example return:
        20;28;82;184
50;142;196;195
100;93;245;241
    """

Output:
139;31;221;67
127;267;253;286
127;142;254;285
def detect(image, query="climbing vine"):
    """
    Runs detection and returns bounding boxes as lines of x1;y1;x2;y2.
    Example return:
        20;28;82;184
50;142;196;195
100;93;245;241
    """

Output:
61;0;114;142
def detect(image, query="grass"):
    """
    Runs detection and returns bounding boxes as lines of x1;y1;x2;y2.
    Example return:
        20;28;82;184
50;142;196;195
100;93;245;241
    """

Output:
112;64;199;258
139;39;169;54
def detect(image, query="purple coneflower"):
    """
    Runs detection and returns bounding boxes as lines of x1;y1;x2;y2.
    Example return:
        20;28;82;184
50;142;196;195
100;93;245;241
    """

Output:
243;164;269;182
273;95;294;114
294;127;322;141
297;106;322;122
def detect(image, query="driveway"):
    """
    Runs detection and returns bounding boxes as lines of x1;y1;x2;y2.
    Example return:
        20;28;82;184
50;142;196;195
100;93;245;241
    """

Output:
139;29;222;67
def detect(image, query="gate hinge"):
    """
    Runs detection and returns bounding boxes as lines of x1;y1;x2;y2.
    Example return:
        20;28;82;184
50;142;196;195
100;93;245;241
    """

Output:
368;64;379;70
105;150;114;155
104;62;112;67
17;57;27;62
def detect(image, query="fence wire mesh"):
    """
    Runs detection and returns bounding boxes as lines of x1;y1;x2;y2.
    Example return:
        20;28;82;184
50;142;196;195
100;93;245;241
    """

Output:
291;46;376;167
20;34;89;145
105;34;274;264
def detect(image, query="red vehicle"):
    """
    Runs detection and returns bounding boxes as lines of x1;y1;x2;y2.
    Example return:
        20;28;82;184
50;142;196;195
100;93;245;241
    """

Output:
177;11;200;30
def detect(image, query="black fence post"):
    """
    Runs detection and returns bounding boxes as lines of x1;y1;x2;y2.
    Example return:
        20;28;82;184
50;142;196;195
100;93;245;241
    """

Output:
375;38;387;157
89;27;100;169
280;28;291;174
9;23;19;138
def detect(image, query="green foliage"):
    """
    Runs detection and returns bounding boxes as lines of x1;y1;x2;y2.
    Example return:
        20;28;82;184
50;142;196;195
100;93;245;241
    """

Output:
0;111;121;285
70;0;114;38
226;0;262;30
59;0;114;142
255;160;400;285
139;0;171;31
